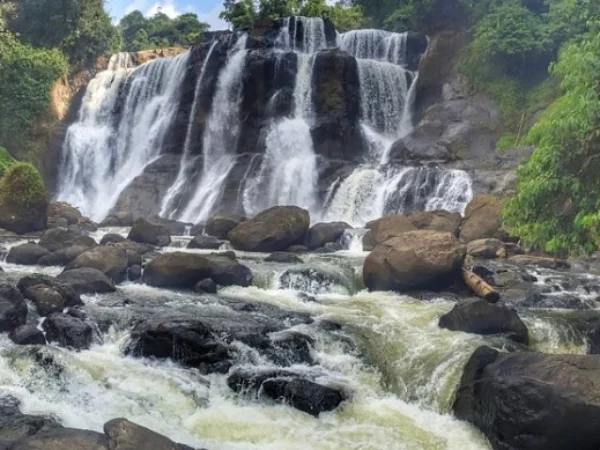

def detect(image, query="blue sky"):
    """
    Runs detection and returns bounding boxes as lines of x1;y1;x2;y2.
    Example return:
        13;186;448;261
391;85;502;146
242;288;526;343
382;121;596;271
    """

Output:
106;0;228;30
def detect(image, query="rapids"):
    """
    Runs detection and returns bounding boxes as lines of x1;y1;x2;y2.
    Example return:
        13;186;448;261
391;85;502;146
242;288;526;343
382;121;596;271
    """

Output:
0;230;589;450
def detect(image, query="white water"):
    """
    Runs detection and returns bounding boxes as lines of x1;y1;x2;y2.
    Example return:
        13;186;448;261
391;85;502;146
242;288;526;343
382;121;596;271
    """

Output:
277;16;329;53
176;35;248;224
56;52;190;222
160;41;219;219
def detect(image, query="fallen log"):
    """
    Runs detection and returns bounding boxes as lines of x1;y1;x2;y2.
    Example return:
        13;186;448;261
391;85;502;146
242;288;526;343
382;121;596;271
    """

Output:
462;267;500;303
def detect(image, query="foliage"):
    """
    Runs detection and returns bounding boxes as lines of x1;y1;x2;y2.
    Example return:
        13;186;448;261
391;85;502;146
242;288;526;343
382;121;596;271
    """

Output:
0;162;47;209
503;25;600;254
220;0;364;31
9;0;120;67
119;11;210;51
0;146;16;178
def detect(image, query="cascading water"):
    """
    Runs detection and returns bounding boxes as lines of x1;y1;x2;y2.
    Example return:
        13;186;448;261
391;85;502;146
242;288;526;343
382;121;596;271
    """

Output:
56;51;190;222
175;35;249;224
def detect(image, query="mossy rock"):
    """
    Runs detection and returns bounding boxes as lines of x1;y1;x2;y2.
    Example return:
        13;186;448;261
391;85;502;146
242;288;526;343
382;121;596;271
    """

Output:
0;147;17;179
0;163;48;234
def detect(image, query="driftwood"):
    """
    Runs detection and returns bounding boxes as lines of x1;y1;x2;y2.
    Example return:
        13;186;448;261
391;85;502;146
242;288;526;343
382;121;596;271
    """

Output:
462;266;500;303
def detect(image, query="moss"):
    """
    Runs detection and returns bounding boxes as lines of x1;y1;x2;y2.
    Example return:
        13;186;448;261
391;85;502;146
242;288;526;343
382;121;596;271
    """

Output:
496;133;519;150
0;147;17;178
0;162;47;209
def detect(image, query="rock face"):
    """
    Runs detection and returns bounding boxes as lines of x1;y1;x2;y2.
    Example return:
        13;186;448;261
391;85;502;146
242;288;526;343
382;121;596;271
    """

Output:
454;347;600;450
127;219;171;247
460;195;503;243
66;246;129;283
229;206;310;252
439;299;529;344
364;230;466;291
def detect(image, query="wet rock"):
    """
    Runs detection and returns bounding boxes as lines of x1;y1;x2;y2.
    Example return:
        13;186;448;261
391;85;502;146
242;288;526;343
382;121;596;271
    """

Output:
305;222;351;250
210;257;253;287
408;211;461;236
125;250;142;268
324;242;343;252
229;206;310;252
38;228;96;253
65;246;129;283
286;245;309;253
21;284;66;316
147;216;192;236
113;240;156;258
17;274;83;309
47;202;82;226
454;346;600;450
262;378;344;417
187;235;223;250
0;293;27;333
103;418;197;450
194;279;217;294
9;325;46;346
459;195;503;243
42;313;93;350
100;211;134;227
0;396;61;443
588;323;600;354
205;215;241;240
100;234;126;245
38;245;95;267
508;255;570;270
369;215;417;245
266;330;314;366
56;268;116;295
10;428;108;450
127;219;171;247
364;230;466;291
264;252;303;264
439;299;529;344
127;265;142;282
362;230;375;251
467;238;505;259
6;244;50;266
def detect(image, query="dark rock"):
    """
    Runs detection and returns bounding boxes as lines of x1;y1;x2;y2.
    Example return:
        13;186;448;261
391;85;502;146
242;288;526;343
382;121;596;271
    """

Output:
47;202;82;226
210;257;253;287
128;265;142;282
103;418;196;450
467;238;505;258
100;234;126;245
459;195;503;243
187;235;223;250
18;274;82;309
262;378;344;416
10;428;108;450
147;216;192;236
0;294;27;333
324;242;343;252
205;215;241;240
56;268;116;295
21;284;65;316
194;279;217;294
127;219;171;247
305;222;351;250
38;228;96;253
0;395;60;443
37;245;95;267
65;246;128;283
9;325;46;345
42;313;93;350
264;252;303;264
286;245;309;253
454;347;600;450
6;244;50;265
229;206;310;252
439;299;529;344
266;331;314;366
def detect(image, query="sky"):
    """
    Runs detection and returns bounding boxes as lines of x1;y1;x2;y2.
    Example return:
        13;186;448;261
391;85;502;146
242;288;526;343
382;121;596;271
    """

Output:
106;0;229;30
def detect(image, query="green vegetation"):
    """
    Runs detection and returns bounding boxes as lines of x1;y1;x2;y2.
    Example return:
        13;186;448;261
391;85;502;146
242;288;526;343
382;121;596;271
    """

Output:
119;11;209;52
0;147;17;178
0;162;47;209
220;0;364;31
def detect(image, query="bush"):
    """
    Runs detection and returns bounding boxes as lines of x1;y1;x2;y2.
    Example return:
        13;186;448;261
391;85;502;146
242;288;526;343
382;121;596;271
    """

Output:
0;163;46;209
0;147;16;178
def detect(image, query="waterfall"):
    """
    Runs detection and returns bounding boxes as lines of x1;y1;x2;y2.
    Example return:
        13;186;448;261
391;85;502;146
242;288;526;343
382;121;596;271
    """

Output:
277;16;328;53
56;51;190;222
176;35;248;224
160;41;219;219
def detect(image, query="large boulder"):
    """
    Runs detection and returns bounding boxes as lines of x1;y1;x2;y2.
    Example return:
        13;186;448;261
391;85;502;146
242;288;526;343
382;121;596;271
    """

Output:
127;219;171;247
363;230;466;291
0;163;48;234
103;419;196;450
37;244;94;267
21;284;66;316
439;299;529;344
459;195;503;243
17;274;82;310
56;268;116;295
454;347;600;450
368;215;417;245
205;215;242;240
65;246;129;283
38;228;95;253
42;313;93;350
0;292;27;333
6;244;50;265
47;201;82;226
408;211;462;236
187;234;223;250
262;378;345;417
143;252;252;289
9;325;46;346
10;428;108;450
467;238;505;258
305;222;351;250
228;206;310;252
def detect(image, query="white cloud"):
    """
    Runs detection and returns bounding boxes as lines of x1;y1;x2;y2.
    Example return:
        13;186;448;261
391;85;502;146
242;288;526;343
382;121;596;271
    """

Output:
147;0;181;18
124;0;150;15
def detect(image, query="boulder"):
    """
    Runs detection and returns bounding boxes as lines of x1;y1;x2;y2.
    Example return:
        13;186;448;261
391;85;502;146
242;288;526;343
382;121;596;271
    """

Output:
17;274;82;310
143;252;252;289
100;233;126;245
467;238;506;259
459;195;503;243
65;246;129;283
42;313;92;350
228;206;309;252
362;231;376;252
408;211;462;236
205;215;241;240
187;235;223;250
363;230;466;291
128;265;142;282
305;222;351;250
369;215;417;245
38;228;96;253
439;299;529;344
262;378;344;417
6;244;50;265
454;347;600;450
100;211;134;227
264;252;303;264
194;279;217;294
508;255;570;270
0;294;27;333
37;244;95;267
9;325;46;346
127;219;171;247
21;284;66;316
47;201;82;226
56;268;116;295
10;428;108;450
103;418;196;450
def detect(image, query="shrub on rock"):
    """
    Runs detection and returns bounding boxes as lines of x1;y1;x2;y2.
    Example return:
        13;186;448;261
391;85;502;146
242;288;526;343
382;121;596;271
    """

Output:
228;206;309;252
0;163;47;234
